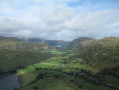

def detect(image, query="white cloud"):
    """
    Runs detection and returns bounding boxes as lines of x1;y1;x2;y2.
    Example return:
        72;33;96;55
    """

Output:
0;0;119;41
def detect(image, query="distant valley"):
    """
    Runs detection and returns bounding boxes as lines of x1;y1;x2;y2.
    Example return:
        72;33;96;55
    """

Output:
0;36;119;90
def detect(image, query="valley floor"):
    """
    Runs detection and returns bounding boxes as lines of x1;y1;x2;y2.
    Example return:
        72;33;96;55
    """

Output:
17;51;119;90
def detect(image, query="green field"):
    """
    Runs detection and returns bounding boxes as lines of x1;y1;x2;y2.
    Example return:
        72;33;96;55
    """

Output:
18;51;119;90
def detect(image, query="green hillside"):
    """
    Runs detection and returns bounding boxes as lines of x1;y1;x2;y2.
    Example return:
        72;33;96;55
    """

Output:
73;37;119;73
66;37;94;50
0;49;52;73
0;36;22;42
0;36;54;52
0;36;54;73
0;42;53;52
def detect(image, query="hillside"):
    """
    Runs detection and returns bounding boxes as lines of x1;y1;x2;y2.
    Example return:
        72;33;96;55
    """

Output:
0;49;52;73
0;36;22;42
72;37;119;74
0;36;54;52
0;42;53;52
66;37;94;50
0;36;54;73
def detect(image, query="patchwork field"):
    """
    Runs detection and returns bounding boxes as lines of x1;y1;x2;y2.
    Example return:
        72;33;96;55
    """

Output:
18;51;119;90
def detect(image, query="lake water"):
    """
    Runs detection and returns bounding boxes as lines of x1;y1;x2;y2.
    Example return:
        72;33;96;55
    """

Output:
53;45;63;47
0;73;20;90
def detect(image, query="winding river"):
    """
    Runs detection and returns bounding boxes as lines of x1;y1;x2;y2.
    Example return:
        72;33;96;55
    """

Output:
0;73;20;90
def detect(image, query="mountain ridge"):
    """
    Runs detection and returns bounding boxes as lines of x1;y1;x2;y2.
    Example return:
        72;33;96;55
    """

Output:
72;37;119;74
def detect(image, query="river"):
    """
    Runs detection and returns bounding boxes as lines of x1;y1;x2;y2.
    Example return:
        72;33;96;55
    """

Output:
0;73;20;90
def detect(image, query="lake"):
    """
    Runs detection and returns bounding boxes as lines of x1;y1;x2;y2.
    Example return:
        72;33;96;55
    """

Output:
0;73;20;90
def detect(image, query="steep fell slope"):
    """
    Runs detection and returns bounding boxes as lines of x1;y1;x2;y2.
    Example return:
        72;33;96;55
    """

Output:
67;37;94;50
73;37;119;73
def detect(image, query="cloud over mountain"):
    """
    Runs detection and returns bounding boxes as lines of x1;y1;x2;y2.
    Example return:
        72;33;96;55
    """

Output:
0;0;119;41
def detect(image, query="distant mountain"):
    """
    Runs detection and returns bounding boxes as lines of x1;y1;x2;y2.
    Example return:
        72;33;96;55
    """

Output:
0;36;53;52
73;37;119;74
21;37;69;47
20;37;45;42
66;37;94;50
0;36;22;42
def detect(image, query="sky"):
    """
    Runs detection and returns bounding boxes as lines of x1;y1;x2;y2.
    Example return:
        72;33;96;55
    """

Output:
0;0;119;41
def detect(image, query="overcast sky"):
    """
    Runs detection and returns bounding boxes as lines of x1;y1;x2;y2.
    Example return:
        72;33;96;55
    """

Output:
0;0;119;41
